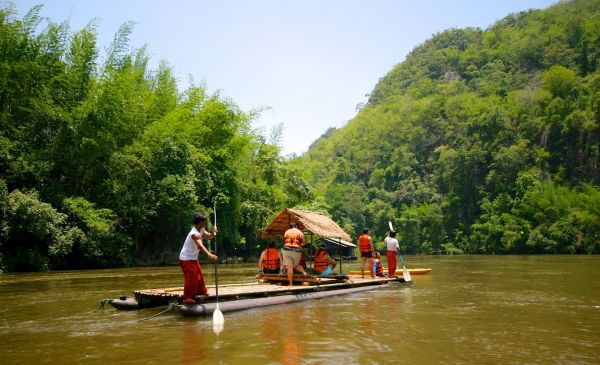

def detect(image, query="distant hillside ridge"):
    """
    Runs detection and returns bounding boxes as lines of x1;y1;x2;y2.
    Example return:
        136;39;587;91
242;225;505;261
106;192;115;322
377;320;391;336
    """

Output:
293;0;600;255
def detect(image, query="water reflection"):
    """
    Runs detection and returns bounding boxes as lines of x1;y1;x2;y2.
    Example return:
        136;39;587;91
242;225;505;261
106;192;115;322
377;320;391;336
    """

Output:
385;286;402;347
180;322;209;365
312;302;329;340
282;308;305;365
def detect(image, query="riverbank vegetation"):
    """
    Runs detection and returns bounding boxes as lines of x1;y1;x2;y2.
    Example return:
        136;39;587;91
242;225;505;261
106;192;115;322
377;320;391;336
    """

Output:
0;4;313;271
294;0;600;255
2;1;600;272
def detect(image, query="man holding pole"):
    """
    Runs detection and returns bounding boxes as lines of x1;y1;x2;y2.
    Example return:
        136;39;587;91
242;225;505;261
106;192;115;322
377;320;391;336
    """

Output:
179;212;218;305
385;230;400;277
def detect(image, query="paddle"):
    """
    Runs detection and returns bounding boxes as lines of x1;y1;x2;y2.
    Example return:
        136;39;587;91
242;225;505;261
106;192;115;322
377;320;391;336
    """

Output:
388;221;412;283
399;254;412;283
212;204;224;330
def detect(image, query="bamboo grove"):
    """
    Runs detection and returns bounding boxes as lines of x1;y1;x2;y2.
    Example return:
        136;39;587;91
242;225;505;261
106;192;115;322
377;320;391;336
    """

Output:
0;4;313;271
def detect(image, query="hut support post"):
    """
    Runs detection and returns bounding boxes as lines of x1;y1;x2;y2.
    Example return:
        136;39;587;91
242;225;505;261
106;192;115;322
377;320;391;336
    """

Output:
338;238;343;274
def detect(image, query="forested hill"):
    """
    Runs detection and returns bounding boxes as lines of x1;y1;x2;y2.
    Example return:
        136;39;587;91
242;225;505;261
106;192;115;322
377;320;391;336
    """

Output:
293;0;600;255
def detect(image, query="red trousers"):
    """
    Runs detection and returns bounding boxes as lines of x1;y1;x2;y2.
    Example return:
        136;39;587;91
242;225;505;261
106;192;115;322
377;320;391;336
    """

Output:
387;251;397;277
179;260;208;302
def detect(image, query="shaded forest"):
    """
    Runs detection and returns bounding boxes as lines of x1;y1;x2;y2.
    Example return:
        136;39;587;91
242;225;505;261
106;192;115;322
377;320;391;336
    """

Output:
294;0;600;255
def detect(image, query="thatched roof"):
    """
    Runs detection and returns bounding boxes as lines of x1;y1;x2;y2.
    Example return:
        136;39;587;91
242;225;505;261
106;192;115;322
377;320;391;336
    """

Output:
261;209;352;242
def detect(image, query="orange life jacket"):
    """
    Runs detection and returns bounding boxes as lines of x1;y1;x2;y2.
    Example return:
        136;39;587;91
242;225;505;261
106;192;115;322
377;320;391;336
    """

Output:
358;234;372;253
284;228;303;249
314;249;329;273
371;258;384;275
263;247;280;270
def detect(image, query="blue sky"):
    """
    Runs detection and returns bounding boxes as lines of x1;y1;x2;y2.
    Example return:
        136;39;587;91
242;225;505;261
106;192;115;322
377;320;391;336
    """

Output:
13;0;557;155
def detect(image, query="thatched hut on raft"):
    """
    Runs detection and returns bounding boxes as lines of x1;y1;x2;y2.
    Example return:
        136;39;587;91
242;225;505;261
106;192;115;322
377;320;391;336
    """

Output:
261;209;357;270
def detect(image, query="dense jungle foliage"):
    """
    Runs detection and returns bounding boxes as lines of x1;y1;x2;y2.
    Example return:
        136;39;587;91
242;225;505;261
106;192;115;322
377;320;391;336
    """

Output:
0;4;314;271
294;0;600;255
2;1;600;272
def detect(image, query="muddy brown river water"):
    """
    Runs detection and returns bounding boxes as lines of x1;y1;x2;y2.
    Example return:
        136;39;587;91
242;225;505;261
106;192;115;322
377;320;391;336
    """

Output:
1;255;599;364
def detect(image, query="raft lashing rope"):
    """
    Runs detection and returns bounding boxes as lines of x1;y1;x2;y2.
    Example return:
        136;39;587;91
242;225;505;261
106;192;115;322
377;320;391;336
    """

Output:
89;298;114;313
137;302;178;322
90;297;178;321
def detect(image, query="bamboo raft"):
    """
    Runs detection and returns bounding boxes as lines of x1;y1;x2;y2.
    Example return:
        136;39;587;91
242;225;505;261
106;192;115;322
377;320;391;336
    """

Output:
108;274;409;314
106;210;419;316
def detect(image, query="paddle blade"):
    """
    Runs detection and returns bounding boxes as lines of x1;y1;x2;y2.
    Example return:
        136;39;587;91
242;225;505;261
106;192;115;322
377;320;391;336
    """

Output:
213;305;224;325
388;221;394;232
403;267;412;282
213;304;224;334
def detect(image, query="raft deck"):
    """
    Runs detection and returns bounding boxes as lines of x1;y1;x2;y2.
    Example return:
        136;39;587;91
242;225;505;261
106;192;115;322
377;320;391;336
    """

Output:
115;274;407;310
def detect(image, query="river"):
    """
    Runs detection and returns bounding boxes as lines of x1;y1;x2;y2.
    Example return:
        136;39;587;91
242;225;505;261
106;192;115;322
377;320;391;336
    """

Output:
1;255;599;364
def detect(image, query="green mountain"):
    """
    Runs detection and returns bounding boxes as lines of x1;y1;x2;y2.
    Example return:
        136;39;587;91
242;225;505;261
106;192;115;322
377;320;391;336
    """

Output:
294;0;600;254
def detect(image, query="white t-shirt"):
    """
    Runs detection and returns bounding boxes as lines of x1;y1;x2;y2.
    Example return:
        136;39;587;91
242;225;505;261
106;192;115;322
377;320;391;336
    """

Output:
385;236;400;253
179;227;205;260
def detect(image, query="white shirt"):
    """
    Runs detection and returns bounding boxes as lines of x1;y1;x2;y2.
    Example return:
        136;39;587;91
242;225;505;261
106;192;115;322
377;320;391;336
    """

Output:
385;236;399;253
179;227;205;260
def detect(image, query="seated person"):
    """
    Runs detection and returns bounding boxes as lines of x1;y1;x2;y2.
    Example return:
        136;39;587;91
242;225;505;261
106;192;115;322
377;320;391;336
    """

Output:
258;241;281;274
371;252;387;278
313;245;337;276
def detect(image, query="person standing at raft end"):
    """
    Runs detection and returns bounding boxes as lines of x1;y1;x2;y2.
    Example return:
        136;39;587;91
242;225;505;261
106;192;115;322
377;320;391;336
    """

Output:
358;228;374;278
179;212;218;305
385;230;400;277
258;241;281;274
282;222;309;286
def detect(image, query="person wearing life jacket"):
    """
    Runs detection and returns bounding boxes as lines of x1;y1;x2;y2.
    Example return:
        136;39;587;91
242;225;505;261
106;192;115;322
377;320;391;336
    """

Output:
357;228;374;278
258;241;281;274
385;230;400;277
313;245;337;276
282;222;308;285
371;251;386;277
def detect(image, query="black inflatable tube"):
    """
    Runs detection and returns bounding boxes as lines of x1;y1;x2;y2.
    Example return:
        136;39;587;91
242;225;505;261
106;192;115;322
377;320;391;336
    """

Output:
109;297;139;310
178;283;388;317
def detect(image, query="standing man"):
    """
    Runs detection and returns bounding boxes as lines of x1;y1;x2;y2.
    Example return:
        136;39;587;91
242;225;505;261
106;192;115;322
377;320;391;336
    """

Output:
385;230;400;277
358;228;374;278
179;212;218;305
282;222;308;285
